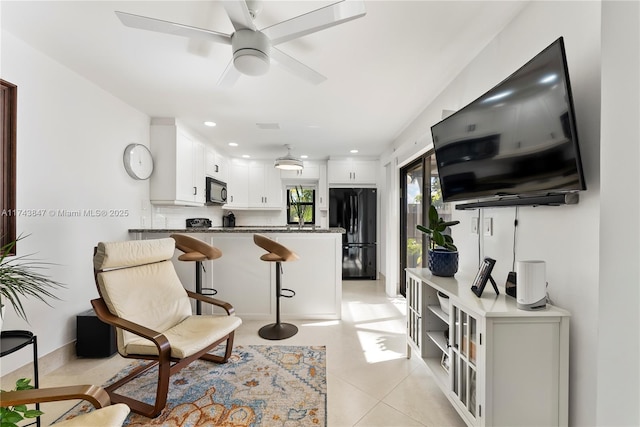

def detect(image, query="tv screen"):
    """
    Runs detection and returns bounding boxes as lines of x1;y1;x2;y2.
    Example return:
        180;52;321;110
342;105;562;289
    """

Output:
431;37;586;204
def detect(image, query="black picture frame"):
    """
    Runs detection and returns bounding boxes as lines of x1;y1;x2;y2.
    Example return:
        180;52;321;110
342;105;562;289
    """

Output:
471;257;499;297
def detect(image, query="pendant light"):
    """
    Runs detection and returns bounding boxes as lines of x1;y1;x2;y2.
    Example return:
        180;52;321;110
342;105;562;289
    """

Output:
274;144;303;170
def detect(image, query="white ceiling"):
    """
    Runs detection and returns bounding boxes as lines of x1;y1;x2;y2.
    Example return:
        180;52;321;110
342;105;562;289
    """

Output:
1;1;529;161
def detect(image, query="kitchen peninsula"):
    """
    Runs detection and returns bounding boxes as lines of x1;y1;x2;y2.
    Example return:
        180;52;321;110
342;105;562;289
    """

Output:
129;227;345;320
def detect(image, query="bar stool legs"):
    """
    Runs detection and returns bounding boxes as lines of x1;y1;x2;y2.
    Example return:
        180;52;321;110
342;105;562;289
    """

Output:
193;260;217;315
171;234;221;315
259;261;298;340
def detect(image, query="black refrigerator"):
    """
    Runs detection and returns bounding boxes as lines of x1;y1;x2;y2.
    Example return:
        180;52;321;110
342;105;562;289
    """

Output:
329;188;377;280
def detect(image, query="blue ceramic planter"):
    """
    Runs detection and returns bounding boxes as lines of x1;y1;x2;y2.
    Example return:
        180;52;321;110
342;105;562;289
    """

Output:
428;249;459;277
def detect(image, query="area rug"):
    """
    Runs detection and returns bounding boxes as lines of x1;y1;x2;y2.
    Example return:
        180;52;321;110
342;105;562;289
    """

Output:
57;345;326;426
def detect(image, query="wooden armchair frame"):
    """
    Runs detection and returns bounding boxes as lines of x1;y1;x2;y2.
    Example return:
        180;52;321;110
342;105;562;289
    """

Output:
0;384;110;408
92;252;239;418
0;384;129;426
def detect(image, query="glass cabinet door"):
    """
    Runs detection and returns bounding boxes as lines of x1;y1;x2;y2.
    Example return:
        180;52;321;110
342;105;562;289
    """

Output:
451;305;478;419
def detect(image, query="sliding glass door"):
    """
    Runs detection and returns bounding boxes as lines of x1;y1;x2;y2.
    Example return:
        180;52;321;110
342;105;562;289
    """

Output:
400;152;444;296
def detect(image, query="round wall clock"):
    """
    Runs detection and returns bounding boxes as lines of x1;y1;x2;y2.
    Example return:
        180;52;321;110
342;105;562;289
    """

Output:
123;143;154;180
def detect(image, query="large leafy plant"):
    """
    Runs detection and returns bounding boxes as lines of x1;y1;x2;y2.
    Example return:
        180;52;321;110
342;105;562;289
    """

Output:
417;205;460;251
0;235;66;322
0;378;44;427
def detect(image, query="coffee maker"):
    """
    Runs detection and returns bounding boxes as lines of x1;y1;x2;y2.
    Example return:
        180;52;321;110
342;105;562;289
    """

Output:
223;212;235;228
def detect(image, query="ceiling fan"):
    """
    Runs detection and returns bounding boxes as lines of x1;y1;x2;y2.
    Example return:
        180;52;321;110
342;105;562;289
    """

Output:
115;0;366;87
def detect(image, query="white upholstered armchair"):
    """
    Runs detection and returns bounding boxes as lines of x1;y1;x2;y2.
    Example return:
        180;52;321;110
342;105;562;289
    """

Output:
90;238;242;418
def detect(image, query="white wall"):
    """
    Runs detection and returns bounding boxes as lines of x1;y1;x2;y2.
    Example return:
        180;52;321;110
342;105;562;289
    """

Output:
381;2;605;425
1;31;151;374
597;1;640;425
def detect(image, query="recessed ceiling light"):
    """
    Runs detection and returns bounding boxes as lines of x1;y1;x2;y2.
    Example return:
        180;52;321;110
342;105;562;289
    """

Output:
242;154;250;158
228;142;238;147
300;155;308;159
204;121;217;127
350;149;359;154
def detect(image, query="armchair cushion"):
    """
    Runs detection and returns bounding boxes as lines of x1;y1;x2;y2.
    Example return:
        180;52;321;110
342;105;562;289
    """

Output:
126;314;242;358
94;238;175;270
97;260;192;354
54;403;130;427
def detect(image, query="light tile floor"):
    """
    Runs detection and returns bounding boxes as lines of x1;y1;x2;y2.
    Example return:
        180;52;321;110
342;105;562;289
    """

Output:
36;280;465;426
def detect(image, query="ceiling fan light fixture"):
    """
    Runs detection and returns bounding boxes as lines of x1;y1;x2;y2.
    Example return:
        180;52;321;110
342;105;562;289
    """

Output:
232;29;270;76
275;145;304;170
234;51;270;76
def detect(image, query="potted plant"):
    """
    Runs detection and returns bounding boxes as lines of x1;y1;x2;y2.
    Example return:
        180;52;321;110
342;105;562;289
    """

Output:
417;205;460;277
0;235;66;327
0;378;44;426
290;186;309;229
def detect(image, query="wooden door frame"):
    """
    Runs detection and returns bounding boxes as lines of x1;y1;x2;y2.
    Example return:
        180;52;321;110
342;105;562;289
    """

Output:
1;79;17;255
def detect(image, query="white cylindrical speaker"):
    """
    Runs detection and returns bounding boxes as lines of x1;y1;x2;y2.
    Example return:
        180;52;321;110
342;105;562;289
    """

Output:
516;260;547;310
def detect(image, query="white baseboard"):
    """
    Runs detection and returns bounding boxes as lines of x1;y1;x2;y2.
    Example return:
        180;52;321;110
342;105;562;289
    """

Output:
0;341;76;387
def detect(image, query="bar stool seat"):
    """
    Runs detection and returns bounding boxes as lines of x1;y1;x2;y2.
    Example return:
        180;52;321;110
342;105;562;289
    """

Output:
253;234;299;340
171;234;221;315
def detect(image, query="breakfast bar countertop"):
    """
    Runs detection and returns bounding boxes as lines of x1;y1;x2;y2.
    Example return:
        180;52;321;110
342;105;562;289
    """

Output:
128;227;344;320
129;226;346;234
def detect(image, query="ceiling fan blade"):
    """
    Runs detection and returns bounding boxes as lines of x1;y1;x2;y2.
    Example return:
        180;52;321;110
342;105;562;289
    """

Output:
271;48;327;85
115;11;231;45
222;1;256;31
217;60;242;87
262;0;366;46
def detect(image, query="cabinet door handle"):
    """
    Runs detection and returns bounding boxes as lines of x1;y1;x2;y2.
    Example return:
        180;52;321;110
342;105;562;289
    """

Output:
230;195;234;202
193;186;197;195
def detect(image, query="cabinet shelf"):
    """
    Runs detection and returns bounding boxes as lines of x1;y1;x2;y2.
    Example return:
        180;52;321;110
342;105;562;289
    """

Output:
427;331;449;353
428;304;449;324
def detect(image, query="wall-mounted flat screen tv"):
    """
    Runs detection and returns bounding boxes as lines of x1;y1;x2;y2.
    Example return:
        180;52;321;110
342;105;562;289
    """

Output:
431;37;586;206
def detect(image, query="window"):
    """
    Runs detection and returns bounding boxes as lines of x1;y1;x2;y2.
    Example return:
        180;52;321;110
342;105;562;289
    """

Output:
286;186;316;225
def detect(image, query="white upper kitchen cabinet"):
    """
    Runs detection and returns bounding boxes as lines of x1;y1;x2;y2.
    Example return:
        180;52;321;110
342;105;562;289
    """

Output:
248;161;283;209
280;163;320;180
328;159;378;185
224;160;283;210
205;147;228;183
150;118;206;206
225;160;249;208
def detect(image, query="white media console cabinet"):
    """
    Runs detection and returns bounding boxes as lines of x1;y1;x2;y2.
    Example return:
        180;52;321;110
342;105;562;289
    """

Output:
405;268;570;427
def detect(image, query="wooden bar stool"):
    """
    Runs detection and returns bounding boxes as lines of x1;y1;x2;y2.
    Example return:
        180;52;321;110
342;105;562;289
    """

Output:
253;234;299;340
171;234;222;315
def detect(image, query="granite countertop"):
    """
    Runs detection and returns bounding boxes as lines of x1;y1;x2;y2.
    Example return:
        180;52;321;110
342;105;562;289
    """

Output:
129;226;346;234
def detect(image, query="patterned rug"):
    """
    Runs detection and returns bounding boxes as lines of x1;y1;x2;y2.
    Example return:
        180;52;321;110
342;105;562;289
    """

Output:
58;345;326;426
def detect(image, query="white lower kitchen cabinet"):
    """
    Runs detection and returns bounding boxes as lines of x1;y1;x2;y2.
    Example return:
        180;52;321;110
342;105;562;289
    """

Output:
406;268;570;427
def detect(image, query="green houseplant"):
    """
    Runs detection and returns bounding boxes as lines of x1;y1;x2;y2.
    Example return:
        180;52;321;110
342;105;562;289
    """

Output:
0;378;44;427
290;185;310;228
0;235;66;324
417;205;460;277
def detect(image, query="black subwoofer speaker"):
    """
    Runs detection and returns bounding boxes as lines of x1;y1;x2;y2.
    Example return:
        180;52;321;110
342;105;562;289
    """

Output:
76;309;117;358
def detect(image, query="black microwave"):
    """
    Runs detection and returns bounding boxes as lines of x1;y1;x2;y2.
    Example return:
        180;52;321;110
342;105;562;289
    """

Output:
205;177;227;205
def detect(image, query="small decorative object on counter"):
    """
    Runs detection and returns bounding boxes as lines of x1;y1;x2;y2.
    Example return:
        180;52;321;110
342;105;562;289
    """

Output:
291;186;308;229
